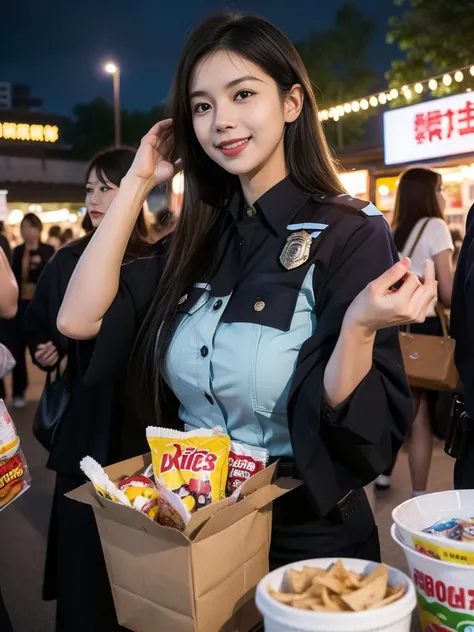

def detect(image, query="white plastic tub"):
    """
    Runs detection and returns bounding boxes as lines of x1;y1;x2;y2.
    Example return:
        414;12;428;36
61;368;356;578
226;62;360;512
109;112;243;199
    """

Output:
392;490;474;565
392;522;474;631
255;557;416;632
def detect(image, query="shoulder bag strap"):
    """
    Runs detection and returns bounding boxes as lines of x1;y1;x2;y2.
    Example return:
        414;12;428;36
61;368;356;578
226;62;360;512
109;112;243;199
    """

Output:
434;302;450;338
406;218;431;259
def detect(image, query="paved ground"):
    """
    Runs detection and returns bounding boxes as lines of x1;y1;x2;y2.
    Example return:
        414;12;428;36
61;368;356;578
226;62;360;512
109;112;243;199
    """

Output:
0;362;455;631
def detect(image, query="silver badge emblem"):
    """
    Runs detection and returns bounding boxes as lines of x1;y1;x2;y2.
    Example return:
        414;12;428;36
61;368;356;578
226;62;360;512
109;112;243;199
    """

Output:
280;231;312;270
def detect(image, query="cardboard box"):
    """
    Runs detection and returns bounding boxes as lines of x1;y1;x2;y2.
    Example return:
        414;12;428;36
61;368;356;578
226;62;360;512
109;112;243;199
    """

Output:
68;454;300;632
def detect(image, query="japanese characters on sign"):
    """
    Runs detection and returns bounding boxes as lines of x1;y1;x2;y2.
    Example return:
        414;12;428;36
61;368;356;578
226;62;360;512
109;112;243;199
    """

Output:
0;122;59;143
383;91;474;166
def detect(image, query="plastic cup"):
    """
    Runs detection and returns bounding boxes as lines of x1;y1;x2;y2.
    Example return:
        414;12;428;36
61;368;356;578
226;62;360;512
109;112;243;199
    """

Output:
392;522;474;631
255;557;417;632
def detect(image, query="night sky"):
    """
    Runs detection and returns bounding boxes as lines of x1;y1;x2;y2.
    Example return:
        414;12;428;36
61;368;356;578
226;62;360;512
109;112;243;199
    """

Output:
2;0;403;117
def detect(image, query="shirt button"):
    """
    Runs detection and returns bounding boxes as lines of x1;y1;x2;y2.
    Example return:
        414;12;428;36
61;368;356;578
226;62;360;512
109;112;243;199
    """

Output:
204;392;214;405
213;299;223;310
254;300;265;312
245;205;257;218
200;346;209;358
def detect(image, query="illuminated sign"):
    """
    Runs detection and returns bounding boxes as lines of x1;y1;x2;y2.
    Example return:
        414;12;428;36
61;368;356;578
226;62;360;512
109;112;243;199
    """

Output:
383;91;474;165
0;122;59;143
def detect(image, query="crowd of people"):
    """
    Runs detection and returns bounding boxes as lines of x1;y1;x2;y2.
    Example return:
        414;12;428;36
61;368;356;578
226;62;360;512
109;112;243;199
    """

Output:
0;11;473;632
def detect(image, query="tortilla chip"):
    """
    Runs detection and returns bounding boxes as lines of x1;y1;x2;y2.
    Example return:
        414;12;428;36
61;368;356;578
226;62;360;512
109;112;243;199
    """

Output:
269;588;313;604
309;577;323;599
328;560;349;582
312;575;347;595
292;598;317;610
386;584;404;597
321;587;346;612
341;576;387;612
359;564;388;588
346;570;363;588
288;568;312;594
369;586;406;609
269;563;404;613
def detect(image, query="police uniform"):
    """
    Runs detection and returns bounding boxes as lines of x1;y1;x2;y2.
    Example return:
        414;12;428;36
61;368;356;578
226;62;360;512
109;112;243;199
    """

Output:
450;202;474;488
161;176;412;564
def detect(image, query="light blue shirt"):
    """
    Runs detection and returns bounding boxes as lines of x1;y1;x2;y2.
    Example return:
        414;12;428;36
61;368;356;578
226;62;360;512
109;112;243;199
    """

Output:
163;266;316;458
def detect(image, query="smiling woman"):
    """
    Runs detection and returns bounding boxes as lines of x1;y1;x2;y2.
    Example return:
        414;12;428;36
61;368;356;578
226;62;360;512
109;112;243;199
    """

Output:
57;12;436;607
189;57;301;194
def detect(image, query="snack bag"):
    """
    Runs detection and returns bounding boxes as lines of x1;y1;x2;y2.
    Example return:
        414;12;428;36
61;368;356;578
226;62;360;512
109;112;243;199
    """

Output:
80;456;189;531
0;400;31;510
0;399;20;461
80;456;130;504
227;441;269;496
116;474;189;529
146;427;231;511
462;519;474;541
423;518;466;541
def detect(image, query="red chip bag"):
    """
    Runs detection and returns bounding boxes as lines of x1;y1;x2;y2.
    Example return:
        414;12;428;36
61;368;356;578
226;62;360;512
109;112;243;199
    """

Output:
227;441;269;496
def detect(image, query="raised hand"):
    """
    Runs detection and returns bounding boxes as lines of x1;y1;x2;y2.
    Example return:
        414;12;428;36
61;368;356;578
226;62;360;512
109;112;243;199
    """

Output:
344;258;438;337
128;119;181;188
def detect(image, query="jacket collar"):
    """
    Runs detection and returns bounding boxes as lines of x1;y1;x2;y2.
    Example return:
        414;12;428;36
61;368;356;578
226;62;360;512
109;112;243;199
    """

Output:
227;176;311;235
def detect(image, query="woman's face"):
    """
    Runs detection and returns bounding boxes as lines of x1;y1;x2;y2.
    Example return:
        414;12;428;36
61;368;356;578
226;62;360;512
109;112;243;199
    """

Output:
436;175;447;213
189;50;302;184
21;221;41;243
85;167;119;228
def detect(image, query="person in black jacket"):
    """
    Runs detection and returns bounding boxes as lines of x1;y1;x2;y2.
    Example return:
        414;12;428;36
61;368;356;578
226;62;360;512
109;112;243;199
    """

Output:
451;202;474;489
9;213;54;407
25;147;168;632
58;14;436;569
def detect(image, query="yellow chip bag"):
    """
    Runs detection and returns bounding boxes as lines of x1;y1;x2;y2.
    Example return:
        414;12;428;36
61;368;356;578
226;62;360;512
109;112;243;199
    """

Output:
146;427;231;510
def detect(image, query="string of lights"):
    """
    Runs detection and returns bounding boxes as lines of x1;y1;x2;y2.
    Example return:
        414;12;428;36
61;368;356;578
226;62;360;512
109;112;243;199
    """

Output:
318;64;474;122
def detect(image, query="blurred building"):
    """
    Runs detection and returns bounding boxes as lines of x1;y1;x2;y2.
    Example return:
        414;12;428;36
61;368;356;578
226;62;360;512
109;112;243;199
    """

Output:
337;90;474;231
0;83;87;236
0;83;43;111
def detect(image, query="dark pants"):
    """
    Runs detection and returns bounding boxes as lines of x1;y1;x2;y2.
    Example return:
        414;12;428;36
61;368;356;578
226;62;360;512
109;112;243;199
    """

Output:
7;300;29;397
269;485;380;569
454;434;474;489
45;474;129;632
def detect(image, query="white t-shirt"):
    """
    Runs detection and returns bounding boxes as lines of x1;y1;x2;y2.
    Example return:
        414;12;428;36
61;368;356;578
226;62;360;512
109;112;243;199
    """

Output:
399;218;454;316
400;218;454;277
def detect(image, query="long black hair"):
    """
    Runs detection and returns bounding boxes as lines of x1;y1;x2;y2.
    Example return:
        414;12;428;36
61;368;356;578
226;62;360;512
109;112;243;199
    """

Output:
131;12;345;423
78;147;149;256
392;168;445;252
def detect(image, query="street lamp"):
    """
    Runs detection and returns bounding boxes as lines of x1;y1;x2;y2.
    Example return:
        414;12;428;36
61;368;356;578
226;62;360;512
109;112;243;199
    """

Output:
105;62;121;147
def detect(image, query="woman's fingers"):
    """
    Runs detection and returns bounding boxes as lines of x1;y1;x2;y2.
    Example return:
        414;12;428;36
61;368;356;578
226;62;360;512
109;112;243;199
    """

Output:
147;118;173;138
145;120;174;151
35;344;59;367
391;270;421;303
373;260;411;295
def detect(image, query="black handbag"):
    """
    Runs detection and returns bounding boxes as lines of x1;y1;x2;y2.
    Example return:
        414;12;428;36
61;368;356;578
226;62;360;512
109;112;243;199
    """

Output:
33;365;70;451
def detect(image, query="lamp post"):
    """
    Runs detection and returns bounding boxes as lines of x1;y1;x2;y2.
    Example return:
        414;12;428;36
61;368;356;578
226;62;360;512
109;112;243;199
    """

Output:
105;62;121;147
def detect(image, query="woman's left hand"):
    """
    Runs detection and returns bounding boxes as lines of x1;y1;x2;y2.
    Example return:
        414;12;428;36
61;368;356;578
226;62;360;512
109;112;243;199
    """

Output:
344;257;438;337
35;342;60;368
